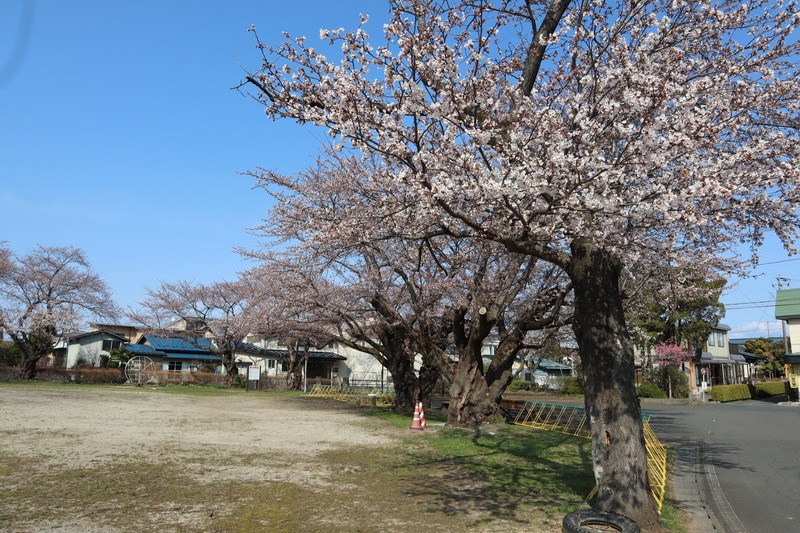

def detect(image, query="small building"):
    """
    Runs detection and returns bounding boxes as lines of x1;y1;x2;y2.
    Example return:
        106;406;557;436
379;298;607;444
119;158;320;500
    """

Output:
55;330;129;368
690;324;752;390
238;337;348;384
130;335;220;373
529;359;573;389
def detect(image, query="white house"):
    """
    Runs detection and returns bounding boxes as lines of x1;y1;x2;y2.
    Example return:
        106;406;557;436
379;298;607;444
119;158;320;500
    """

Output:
55;330;129;368
690;324;751;390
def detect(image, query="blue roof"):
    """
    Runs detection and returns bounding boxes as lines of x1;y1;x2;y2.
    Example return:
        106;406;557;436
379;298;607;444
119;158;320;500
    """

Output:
165;353;220;361
144;336;212;354
125;344;165;356
537;359;572;370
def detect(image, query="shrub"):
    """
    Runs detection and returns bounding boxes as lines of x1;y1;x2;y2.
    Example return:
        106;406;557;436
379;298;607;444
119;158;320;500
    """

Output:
644;366;690;398
560;376;584;396
710;384;752;402
507;379;531;392
69;367;125;384
0;341;21;366
749;381;787;398
637;382;667;398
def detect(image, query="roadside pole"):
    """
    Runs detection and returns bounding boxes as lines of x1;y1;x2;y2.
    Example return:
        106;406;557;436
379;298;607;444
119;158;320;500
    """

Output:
303;352;308;393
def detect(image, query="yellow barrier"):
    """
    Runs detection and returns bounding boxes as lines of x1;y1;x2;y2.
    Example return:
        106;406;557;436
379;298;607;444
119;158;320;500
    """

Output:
307;384;396;407
511;401;667;514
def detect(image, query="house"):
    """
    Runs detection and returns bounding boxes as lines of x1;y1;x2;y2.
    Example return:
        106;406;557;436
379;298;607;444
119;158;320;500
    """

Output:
88;323;140;343
235;337;348;383
529;359;573;389
129;335;220;373
689;324;752;391
55;330;129;368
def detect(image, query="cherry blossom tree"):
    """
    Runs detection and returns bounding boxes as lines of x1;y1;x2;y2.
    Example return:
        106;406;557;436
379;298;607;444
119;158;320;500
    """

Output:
244;243;443;405
248;153;573;419
652;341;691;398
129;275;264;378
240;0;800;525
0;245;119;379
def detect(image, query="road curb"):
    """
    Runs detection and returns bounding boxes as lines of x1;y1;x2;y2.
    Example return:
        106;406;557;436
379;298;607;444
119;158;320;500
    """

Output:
700;443;748;533
672;444;722;533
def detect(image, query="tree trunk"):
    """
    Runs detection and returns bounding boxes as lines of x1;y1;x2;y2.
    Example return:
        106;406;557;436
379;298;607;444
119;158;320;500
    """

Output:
417;360;440;407
220;350;239;385
21;356;39;380
447;357;494;426
570;238;660;529
388;349;421;410
284;344;305;391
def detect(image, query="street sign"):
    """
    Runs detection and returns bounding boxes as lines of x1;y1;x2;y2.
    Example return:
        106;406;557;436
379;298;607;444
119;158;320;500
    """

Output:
788;365;799;389
248;365;261;381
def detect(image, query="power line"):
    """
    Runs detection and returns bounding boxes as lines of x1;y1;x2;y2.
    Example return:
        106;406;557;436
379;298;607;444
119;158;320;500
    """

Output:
754;257;800;266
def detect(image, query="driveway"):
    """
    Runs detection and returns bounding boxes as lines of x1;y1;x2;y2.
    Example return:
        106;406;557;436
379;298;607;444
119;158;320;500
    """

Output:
645;399;800;533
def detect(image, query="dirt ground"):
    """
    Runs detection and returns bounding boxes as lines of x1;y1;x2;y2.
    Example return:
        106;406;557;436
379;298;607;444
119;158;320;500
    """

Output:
0;385;401;532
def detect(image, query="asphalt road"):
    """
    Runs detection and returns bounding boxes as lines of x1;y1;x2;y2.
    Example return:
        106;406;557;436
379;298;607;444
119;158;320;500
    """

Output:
644;399;800;533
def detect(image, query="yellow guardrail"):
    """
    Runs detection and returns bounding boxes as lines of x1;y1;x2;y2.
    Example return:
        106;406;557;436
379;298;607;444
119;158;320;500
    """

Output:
511;401;667;514
307;384;396;407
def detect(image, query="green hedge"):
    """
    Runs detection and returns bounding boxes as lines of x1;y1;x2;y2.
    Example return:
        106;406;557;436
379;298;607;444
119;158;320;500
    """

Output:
507;379;532;392
710;382;786;402
637;382;667;398
710;384;751;402
750;381;786;398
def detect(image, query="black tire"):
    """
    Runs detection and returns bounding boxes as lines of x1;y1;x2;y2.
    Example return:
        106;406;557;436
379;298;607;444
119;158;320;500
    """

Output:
562;509;640;533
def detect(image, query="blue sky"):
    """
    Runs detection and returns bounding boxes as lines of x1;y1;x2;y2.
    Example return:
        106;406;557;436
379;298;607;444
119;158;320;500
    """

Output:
1;0;798;339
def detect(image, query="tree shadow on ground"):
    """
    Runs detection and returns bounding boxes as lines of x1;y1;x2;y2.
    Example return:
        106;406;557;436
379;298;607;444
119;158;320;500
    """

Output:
398;427;595;529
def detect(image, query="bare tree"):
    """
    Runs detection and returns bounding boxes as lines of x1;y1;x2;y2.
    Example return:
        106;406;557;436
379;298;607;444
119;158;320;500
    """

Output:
0;245;118;379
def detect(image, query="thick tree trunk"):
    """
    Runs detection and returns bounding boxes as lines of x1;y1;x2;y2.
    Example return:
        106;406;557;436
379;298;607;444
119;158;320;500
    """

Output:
21;356;39;380
388;350;421;410
447;355;498;427
286;364;303;390
417;361;439;407
220;351;239;385
570;238;660;529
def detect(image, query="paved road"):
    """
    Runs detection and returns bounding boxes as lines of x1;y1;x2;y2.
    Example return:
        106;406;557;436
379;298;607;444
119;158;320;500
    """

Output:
644;399;800;533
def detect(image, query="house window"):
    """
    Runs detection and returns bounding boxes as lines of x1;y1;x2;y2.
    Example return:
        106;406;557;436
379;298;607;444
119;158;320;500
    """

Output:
267;359;276;369
281;361;289;372
332;366;338;377
717;332;725;347
708;332;716;347
168;361;182;373
102;340;122;352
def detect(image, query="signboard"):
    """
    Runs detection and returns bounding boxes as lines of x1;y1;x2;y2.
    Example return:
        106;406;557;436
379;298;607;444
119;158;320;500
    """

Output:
248;365;261;382
788;365;799;389
701;381;708;391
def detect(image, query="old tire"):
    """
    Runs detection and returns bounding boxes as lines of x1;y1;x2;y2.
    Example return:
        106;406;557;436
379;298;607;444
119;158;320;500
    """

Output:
562;509;640;533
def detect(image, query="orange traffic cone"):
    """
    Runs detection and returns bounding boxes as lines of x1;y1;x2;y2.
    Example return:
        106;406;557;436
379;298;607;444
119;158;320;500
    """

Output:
419;402;428;428
410;402;424;430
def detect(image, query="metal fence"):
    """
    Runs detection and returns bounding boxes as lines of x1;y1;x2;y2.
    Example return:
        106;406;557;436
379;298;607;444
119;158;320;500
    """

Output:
306;384;396;407
511;400;668;514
